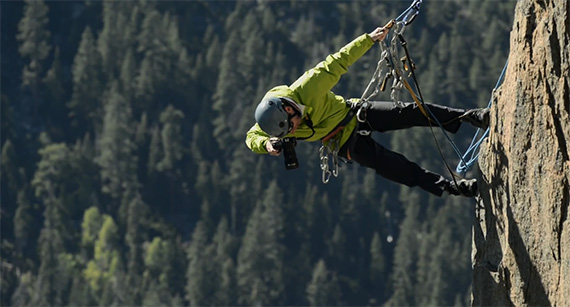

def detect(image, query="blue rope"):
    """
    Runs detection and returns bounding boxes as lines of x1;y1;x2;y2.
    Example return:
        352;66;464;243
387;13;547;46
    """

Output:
456;60;508;175
390;0;507;177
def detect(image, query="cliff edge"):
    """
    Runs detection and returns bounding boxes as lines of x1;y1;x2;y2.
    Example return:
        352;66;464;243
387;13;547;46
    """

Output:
472;0;569;306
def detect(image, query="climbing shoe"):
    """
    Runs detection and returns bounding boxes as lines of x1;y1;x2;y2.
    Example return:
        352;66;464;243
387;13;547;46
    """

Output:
446;179;478;197
462;108;490;129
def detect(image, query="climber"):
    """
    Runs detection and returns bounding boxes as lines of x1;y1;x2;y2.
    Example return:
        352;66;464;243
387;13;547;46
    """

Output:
245;26;489;197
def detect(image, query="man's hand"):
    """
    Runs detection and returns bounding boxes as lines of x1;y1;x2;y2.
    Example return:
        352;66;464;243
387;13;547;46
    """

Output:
369;20;394;42
266;138;281;156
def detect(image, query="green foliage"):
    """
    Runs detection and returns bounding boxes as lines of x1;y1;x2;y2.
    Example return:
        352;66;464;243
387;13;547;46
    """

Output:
17;0;51;92
156;105;184;173
97;83;137;201
306;259;342;306
4;0;516;305
69;26;104;133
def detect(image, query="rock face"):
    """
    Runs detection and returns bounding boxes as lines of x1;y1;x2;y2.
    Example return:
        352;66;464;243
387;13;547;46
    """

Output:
473;0;569;306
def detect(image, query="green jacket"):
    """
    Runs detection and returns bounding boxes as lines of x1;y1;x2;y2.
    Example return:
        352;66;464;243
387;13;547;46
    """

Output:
246;33;375;154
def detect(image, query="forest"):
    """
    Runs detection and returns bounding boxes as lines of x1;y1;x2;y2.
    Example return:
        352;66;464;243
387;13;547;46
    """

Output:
1;0;515;305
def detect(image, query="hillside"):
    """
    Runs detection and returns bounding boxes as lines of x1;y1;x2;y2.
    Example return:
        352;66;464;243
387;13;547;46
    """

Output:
473;0;569;305
2;1;516;305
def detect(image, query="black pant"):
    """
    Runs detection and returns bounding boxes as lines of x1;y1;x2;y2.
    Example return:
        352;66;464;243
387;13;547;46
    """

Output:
340;101;466;196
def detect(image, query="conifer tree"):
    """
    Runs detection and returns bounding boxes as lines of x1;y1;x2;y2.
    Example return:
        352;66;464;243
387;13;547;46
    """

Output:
185;221;216;306
124;191;147;305
369;232;387;304
10;272;35;306
31;143;78;246
306;259;342;306
147;125;163;174
81;206;104;258
42;47;66;136
96;83;137;202
1;140;19;191
83;215;123;304
13;187;35;256
156;105;184;173
327;223;347;268
17;0;51;96
143;237;180;306
386;195;421;306
32;199;67;306
216;257;237;306
98;0;132;77
67;275;96;306
119;48;137;100
237;180;285;306
212;6;253;150
68;26;104;134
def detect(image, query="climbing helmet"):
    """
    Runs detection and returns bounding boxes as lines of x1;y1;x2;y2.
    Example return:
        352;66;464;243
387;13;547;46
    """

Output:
254;97;295;137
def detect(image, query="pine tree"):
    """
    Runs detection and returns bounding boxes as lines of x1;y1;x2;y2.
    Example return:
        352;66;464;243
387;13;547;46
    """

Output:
237;180;285;305
31;143;78;248
306;259;342;306
216;257;237;306
119;48;137;100
96;82;137;203
13;187;35;256
369;232;387;304
81;206;104;258
32;199;67;306
42;46;67;136
10;272;35;306
147;125;163;175
67;275;96;306
68;26;104;134
156;105;184;173
327;223;346;269
386;195;421;306
83;215;124;304
185;222;216;306
143;237;179;306
98;0;133;77
124;191;147;305
17;0;51;97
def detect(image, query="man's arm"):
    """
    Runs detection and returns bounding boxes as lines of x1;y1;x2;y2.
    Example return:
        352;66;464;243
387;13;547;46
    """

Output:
289;26;390;106
290;34;374;103
245;123;280;156
245;123;269;154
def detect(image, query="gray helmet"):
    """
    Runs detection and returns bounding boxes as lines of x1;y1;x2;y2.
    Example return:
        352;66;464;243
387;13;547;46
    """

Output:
255;97;290;137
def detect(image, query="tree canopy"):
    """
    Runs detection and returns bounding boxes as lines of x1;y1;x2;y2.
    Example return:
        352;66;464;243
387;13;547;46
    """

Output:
1;0;514;305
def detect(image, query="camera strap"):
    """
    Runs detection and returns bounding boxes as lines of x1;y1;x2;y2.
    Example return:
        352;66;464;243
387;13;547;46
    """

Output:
296;115;315;141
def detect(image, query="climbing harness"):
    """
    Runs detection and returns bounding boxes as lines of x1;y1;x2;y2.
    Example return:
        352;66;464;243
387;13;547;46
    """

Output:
318;0;504;184
318;0;423;184
456;60;508;175
319;104;357;183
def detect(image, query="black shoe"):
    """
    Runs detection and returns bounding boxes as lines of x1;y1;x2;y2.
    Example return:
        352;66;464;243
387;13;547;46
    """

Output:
462;108;490;129
446;179;478;197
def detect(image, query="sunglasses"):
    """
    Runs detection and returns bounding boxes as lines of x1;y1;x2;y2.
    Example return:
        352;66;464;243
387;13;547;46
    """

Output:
287;113;299;133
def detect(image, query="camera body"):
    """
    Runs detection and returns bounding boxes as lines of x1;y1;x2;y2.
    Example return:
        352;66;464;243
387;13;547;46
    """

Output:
271;137;298;170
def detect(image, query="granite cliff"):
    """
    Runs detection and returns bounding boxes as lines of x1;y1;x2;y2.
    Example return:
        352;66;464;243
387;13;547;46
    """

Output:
472;0;569;305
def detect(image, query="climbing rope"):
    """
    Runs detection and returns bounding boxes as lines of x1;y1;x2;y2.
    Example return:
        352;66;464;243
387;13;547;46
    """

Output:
319;0;423;184
363;2;508;181
456;60;508;175
321;0;506;184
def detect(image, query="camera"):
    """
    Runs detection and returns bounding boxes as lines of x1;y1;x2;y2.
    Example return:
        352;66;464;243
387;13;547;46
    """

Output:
270;137;298;170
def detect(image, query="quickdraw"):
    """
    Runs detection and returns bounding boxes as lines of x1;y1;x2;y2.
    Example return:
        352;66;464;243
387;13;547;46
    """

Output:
319;137;341;184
